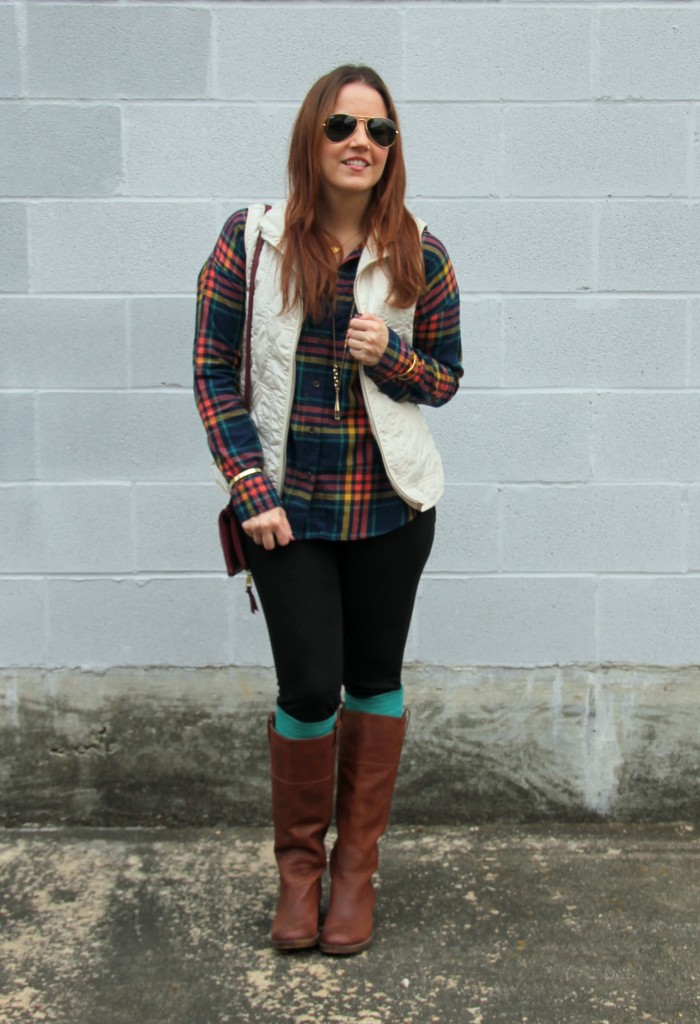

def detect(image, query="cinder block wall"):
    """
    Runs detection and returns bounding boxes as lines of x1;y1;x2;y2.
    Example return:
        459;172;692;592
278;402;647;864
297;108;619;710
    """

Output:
2;0;698;670
1;2;699;824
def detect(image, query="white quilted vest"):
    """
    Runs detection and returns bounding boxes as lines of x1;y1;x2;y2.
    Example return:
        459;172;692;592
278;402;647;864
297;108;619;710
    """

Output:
243;200;444;512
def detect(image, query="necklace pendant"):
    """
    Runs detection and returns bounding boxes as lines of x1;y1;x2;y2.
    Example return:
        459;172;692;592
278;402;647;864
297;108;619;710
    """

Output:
330;304;354;422
332;361;341;420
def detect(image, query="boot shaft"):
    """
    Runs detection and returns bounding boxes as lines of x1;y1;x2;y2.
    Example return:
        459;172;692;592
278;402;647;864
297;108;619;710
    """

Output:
334;709;409;844
268;716;338;858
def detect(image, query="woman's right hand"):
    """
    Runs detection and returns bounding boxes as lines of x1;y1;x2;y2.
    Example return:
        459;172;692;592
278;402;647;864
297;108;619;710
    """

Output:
241;507;294;549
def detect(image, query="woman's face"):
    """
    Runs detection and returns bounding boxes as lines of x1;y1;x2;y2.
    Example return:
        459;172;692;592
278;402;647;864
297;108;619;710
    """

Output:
318;82;391;202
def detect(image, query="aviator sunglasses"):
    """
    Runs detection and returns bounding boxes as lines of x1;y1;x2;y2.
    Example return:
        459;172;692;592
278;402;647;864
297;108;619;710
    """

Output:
322;113;399;149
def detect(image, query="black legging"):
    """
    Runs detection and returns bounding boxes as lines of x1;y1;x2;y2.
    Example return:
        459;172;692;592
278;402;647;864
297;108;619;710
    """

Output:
243;509;435;722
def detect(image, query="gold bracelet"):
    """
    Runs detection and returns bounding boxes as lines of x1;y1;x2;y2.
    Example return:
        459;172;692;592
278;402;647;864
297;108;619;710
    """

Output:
229;466;263;490
395;352;418;381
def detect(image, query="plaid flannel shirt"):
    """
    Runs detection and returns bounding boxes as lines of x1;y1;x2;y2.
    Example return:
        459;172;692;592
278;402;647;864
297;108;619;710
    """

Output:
194;209;462;541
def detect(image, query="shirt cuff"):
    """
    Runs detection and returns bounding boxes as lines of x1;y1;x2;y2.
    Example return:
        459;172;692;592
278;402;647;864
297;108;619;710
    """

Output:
365;329;418;385
229;471;282;521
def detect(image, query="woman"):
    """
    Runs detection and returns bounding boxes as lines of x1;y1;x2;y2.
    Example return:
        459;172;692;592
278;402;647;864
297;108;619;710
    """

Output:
194;65;462;955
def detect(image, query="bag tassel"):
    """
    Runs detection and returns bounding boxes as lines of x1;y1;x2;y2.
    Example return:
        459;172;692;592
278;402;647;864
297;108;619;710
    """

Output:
245;572;259;614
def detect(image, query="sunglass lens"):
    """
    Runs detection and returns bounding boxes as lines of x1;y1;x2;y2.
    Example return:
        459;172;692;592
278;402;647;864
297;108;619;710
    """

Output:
367;118;397;147
325;114;356;143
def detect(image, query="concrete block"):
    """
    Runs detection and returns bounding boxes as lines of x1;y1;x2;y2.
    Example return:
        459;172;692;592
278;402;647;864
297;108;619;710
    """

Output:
0;105;122;197
215;7;402;101
0;204;27;292
27;5;210;99
426;485;499;574
503;297;686;388
425;392;591;483
600;9;700;99
599;202;700;293
695;108;700;199
504;105;686;198
0;394;36;481
593;393;700;482
38;393;206;483
0;7;20;97
502;485;683;573
125;105;287;199
47;578;230;668
415;577;596;665
405;8;590;100
691;299;700;385
0;583;45;666
30;202;218;294
0;298;127;388
459;299;501;388
227;582;274;668
133;484;224;572
0;484;133;574
129;297;194;389
689;486;700;570
598;578;700;664
414;201;592;294
0;488;42;574
402;594;420;665
49;485;131;574
402;105;500;199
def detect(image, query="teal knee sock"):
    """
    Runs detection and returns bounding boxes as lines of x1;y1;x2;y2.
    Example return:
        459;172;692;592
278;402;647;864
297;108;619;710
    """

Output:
274;705;336;740
343;687;404;718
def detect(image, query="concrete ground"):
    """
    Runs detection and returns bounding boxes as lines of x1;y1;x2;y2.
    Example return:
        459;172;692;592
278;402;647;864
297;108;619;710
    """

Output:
1;823;699;1024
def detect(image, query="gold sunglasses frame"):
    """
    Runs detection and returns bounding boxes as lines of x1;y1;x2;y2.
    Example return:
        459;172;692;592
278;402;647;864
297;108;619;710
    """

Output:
322;113;400;149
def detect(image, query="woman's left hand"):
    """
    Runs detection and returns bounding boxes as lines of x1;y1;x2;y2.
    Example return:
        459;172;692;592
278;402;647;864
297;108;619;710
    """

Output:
345;313;389;367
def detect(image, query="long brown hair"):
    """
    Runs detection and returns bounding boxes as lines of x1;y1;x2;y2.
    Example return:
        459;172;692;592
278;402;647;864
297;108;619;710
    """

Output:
280;65;425;323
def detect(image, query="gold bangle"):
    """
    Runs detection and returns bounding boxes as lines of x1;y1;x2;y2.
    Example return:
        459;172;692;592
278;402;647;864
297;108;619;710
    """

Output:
229;466;262;489
395;352;418;381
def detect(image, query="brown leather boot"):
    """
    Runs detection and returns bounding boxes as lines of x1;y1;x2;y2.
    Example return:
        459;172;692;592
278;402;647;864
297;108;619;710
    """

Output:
268;715;337;950
319;708;408;955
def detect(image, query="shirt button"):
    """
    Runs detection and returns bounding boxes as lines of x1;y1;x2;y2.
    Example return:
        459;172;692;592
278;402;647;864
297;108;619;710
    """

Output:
308;427;316;434
312;379;321;389
305;472;312;480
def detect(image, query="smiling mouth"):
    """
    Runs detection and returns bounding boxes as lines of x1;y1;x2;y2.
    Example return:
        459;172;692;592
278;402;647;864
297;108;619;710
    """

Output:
342;159;369;168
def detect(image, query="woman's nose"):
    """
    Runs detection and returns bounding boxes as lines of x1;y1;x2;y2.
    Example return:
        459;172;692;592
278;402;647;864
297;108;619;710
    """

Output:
349;121;370;146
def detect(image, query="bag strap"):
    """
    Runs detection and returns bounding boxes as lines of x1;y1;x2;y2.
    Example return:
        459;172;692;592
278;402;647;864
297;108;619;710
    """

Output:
238;207;270;614
242;204;271;410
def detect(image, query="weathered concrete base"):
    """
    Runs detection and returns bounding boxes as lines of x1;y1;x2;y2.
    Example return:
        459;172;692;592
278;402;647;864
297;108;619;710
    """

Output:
1;665;699;826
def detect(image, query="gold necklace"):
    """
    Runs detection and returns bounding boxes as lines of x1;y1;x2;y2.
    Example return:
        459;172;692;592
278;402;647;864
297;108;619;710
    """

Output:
331;301;355;420
329;231;363;257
